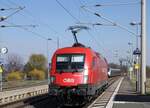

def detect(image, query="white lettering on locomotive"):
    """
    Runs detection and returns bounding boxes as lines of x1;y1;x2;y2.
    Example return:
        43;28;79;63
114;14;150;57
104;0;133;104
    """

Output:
63;78;75;83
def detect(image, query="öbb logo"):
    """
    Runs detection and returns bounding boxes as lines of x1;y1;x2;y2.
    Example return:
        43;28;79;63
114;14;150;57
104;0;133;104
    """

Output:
63;78;74;83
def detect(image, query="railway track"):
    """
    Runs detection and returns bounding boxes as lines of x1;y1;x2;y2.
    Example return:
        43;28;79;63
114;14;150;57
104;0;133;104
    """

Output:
0;77;122;108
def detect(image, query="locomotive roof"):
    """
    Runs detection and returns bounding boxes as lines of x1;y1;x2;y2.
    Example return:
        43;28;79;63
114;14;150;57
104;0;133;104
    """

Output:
72;43;86;47
55;46;101;57
56;43;90;51
56;46;91;51
55;43;106;59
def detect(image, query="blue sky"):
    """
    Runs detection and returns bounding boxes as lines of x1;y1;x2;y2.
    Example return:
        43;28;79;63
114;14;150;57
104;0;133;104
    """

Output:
0;0;149;65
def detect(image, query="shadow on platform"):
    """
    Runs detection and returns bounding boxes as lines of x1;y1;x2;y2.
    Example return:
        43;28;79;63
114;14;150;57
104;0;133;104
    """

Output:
114;94;150;102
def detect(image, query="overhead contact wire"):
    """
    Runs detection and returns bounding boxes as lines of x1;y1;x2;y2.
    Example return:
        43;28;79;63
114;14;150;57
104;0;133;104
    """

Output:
55;0;80;23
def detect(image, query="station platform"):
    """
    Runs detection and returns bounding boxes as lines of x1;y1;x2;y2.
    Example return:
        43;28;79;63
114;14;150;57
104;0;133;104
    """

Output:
112;77;150;108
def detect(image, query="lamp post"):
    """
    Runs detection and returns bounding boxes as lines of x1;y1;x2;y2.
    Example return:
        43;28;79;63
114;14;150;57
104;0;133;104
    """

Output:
130;22;141;48
126;51;131;77
130;21;141;93
47;38;52;84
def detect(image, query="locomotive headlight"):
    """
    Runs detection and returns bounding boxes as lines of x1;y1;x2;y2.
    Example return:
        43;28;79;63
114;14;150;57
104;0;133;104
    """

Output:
50;76;56;83
83;75;88;84
84;69;88;75
83;69;88;84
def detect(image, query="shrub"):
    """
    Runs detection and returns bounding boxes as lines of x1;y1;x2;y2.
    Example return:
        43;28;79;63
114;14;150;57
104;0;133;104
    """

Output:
146;66;150;78
28;69;45;80
6;71;23;81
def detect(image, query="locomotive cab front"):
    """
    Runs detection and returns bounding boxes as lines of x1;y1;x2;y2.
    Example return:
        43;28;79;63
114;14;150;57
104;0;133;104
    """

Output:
48;47;108;105
49;48;93;97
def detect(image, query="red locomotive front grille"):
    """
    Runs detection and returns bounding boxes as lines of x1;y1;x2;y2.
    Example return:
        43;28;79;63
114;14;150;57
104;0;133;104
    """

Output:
55;73;83;86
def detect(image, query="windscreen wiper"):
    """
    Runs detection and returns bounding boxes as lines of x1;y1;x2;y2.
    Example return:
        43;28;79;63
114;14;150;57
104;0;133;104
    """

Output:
58;69;64;74
72;66;79;73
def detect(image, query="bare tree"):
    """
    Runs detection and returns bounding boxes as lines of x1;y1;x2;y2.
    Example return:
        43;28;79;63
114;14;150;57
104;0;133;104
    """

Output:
5;53;24;72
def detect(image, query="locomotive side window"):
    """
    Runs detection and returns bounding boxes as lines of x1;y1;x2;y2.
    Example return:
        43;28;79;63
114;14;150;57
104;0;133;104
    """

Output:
56;54;85;72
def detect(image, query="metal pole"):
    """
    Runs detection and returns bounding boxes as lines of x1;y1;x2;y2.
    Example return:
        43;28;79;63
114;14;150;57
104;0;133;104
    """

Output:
128;43;134;79
57;37;59;49
136;25;141;93
136;55;141;93
0;70;2;91
130;22;141;93
131;44;134;67
47;39;51;84
136;25;139;48
136;26;139;92
140;0;146;95
128;42;134;65
0;47;8;92
132;50;134;79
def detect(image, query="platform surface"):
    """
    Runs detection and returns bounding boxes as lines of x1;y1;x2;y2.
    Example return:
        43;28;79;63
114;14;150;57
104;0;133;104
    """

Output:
113;77;150;108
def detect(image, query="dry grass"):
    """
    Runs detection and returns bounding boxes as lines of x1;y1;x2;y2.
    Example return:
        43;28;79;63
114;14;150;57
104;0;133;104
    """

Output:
131;77;150;94
3;80;48;91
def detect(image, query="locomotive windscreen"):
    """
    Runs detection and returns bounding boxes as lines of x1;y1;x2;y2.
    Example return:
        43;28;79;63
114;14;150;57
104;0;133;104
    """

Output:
56;54;85;72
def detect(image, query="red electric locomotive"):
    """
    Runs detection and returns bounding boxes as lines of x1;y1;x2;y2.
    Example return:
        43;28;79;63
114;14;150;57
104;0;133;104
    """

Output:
49;26;108;105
